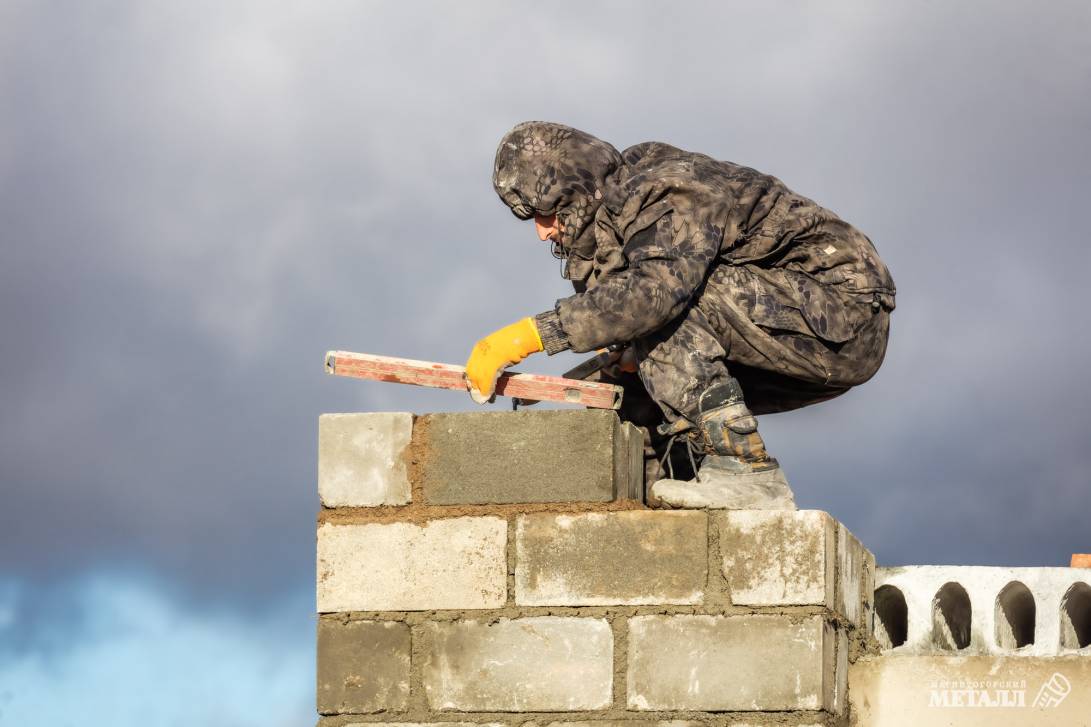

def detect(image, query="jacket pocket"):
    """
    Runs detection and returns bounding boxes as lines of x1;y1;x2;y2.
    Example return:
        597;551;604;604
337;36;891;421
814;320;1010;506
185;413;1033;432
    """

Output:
737;266;869;344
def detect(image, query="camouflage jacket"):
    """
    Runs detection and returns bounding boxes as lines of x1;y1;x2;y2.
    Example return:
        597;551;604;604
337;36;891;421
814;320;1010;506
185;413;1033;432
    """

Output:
492;123;896;354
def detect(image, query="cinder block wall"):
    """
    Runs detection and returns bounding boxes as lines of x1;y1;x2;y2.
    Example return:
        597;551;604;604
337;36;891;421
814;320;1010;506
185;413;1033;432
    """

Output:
316;410;876;727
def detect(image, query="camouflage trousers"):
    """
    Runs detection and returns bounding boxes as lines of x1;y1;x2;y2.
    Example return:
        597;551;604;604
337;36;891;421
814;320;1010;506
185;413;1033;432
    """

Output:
605;261;892;430
601;263;890;480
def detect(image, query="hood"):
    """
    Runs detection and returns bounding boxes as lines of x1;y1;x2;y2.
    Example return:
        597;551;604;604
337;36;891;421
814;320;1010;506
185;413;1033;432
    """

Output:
492;121;623;262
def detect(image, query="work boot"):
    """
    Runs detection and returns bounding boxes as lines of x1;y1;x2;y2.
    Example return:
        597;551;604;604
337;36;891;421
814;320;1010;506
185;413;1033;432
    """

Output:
648;379;796;510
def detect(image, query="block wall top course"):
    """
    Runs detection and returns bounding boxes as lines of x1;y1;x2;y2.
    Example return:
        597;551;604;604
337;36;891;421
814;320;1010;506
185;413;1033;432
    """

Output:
318;410;646;514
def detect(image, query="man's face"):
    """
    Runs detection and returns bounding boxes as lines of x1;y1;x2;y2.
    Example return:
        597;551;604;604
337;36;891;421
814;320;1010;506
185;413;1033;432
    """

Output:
534;214;560;243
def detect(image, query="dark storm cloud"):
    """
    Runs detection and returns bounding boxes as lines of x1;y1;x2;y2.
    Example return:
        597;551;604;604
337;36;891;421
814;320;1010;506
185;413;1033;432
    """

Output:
1;0;1089;618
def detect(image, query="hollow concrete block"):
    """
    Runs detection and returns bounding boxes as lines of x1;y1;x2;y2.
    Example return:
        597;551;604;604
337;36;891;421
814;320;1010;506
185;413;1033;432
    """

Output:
415;410;642;504
718;510;837;610
319;412;412;507
875;565;1091;656
316;518;506;612
316;619;410;714
515;511;707;606
627;614;839;712
421;617;613;711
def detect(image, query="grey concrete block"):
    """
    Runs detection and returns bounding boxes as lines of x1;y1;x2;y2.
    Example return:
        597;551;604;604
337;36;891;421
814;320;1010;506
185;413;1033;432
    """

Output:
718;510;837;609
836;521;875;630
340;720;506;724
317;619;410;714
538;723;704;727
523;720;820;724
618;421;645;501
416;410;641;504
421;617;613;711
319;413;412;507
332;723;781;727
627;614;836;711
316;518;506;612
832;623;848;716
515;511;706;606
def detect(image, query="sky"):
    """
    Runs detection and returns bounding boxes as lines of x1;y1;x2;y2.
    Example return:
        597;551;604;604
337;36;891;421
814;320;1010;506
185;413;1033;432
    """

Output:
1;1;1089;724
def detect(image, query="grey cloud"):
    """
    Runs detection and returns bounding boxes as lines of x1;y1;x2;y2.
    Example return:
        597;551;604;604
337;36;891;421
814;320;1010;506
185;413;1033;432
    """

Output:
1;0;1089;610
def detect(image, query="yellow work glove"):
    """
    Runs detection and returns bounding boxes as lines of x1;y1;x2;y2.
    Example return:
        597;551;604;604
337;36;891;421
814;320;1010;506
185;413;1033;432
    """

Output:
464;317;544;404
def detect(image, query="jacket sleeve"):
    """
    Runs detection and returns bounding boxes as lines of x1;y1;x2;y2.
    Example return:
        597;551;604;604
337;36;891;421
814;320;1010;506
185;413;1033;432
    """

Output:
535;212;721;354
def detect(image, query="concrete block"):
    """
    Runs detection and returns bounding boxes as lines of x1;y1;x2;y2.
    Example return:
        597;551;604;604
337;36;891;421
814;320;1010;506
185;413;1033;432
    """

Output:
316;518;506;612
537;723;703;727
627;614;836;711
875;565;1091;656
850;654;1091;725
515;511;706;606
718;510;836;609
836;521;875;630
833;624;848;715
338;720;508;724
618;421;645;501
537;723;705;727
319;413;412;507
421;617;612;711
340;720;506;724
316;619;410;714
416;410;641;504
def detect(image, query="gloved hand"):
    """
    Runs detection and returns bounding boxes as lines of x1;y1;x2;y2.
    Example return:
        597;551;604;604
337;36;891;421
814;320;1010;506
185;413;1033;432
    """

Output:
465;317;544;403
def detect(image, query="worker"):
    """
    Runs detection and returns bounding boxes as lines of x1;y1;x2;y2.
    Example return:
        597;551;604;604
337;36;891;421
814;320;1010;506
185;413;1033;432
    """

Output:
465;121;895;505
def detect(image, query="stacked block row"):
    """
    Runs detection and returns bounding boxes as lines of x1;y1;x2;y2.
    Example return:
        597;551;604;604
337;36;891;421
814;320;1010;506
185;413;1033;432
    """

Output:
872;565;1091;656
318;410;644;508
316;411;876;727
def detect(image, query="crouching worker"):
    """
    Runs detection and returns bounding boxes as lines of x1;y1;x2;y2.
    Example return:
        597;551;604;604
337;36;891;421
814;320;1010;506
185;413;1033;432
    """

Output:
464;121;895;508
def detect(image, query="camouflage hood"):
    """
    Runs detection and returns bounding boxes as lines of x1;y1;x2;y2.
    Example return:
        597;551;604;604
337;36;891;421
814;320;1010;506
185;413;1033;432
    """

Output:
492;121;623;263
